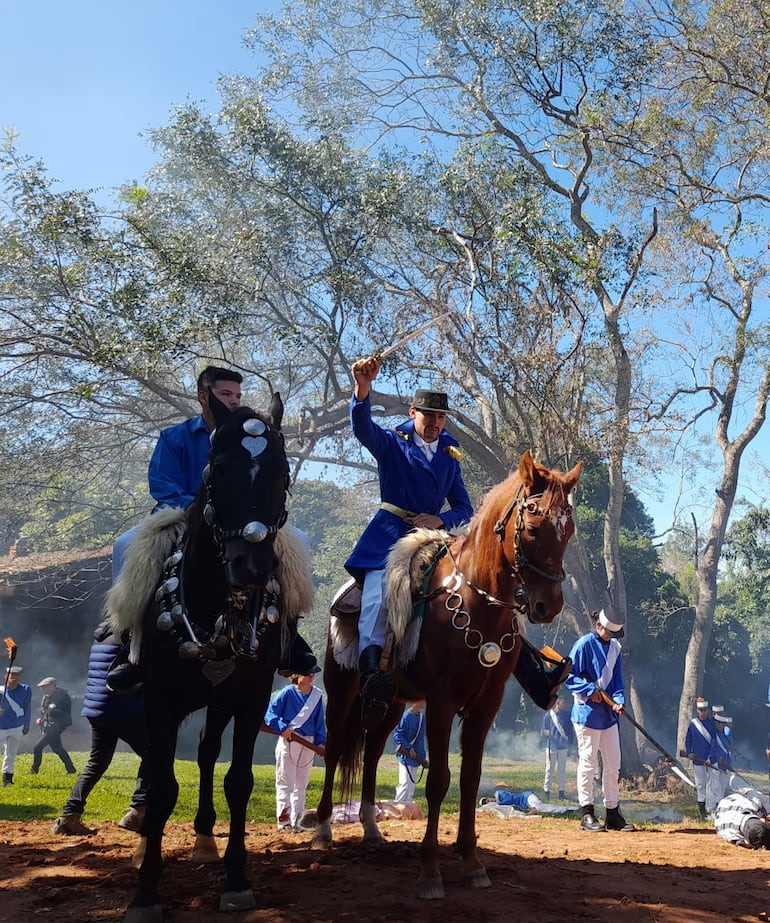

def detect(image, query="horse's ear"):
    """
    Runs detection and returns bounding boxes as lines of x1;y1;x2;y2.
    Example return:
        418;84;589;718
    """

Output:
208;388;231;430
564;460;583;494
269;391;284;430
518;450;537;489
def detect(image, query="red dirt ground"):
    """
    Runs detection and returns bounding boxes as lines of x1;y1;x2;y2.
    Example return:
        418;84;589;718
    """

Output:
1;811;769;923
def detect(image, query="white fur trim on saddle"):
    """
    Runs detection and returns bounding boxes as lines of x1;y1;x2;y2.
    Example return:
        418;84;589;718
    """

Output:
105;511;314;664
330;528;448;671
106;508;186;661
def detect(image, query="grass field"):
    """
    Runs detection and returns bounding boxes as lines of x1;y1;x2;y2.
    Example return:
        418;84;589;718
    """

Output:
3;749;764;827
0;751;553;825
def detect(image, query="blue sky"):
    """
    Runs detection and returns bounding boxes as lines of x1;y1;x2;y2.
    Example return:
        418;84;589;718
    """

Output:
2;1;276;192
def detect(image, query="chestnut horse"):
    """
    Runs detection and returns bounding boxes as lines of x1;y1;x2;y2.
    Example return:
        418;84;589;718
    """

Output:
312;450;581;899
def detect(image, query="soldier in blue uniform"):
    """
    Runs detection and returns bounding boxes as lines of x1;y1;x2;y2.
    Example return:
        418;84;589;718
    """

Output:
684;696;715;820
346;356;473;728
565;610;635;833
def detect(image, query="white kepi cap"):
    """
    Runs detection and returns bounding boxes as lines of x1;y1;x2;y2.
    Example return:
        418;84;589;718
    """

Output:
597;609;625;638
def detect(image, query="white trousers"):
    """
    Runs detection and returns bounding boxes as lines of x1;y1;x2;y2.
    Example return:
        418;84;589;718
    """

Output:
395;762;418;803
693;762;709;802
358;569;388;654
544;747;568;793
706;766;727;812
0;727;22;774
274;736;316;827
574;722;621;809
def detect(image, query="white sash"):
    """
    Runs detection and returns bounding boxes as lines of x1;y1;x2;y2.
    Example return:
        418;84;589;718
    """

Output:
288;685;322;735
549;708;568;740
692;717;712;744
407;712;424;747
596;639;621;692
0;687;23;720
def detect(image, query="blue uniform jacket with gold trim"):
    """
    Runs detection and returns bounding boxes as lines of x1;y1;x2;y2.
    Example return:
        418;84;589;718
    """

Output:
344;394;473;578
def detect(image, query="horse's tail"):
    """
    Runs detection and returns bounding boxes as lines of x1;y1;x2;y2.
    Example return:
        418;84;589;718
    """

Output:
336;712;365;805
322;637;365;804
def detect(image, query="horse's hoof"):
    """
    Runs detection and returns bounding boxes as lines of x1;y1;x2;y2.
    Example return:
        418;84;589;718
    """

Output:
219;889;257;912
191;834;220;863
124;905;163;923
416;877;445;900
362;831;383;849
310;832;332;851
464;867;491;889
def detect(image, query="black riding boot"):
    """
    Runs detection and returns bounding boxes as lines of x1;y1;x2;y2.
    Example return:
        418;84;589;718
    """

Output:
698;801;707;820
513;638;572;710
2;772;13;786
278;630;316;676
358;645;397;731
604;805;635;831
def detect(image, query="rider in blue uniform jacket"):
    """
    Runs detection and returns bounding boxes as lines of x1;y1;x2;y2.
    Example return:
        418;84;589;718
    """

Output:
345;356;473;729
344;393;472;579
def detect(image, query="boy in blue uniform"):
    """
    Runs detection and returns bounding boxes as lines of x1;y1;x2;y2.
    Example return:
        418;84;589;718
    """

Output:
0;666;31;786
707;714;734;811
565;610;635;832
264;653;326;832
542;693;573;799
684;696;715;820
394;700;428;802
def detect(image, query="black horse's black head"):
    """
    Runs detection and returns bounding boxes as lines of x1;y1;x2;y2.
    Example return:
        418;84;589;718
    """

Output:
202;392;289;589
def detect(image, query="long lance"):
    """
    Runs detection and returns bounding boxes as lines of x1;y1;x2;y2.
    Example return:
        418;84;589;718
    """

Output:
260;722;325;759
0;637;18;714
598;690;696;788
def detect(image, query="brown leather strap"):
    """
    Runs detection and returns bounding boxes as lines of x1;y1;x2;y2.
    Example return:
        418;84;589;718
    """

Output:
380;630;395;671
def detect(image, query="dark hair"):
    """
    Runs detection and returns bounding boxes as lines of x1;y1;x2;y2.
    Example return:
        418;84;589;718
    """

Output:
196;365;243;392
743;817;770;849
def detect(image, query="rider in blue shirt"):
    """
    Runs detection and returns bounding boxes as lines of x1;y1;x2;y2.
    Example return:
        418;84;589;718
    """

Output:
109;366;314;689
112;366;243;578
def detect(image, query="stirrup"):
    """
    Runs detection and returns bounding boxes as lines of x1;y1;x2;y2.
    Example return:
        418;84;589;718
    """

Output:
360;670;397;731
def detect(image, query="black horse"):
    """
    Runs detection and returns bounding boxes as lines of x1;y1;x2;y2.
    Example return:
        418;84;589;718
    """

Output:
109;392;313;921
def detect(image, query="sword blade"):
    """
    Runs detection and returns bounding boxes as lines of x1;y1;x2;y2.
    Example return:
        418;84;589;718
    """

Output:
376;311;451;360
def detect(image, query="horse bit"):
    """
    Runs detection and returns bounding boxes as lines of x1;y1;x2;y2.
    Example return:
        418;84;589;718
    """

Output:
440;487;570;669
153;416;289;682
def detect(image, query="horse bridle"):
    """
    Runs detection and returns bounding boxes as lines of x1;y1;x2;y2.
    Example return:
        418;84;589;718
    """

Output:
493;484;569;584
157;415;290;672
437;485;572;668
201;416;288;548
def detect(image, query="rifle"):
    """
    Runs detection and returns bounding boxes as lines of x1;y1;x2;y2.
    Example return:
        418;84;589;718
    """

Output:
260;722;325;758
597;690;695;788
678;749;750;778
